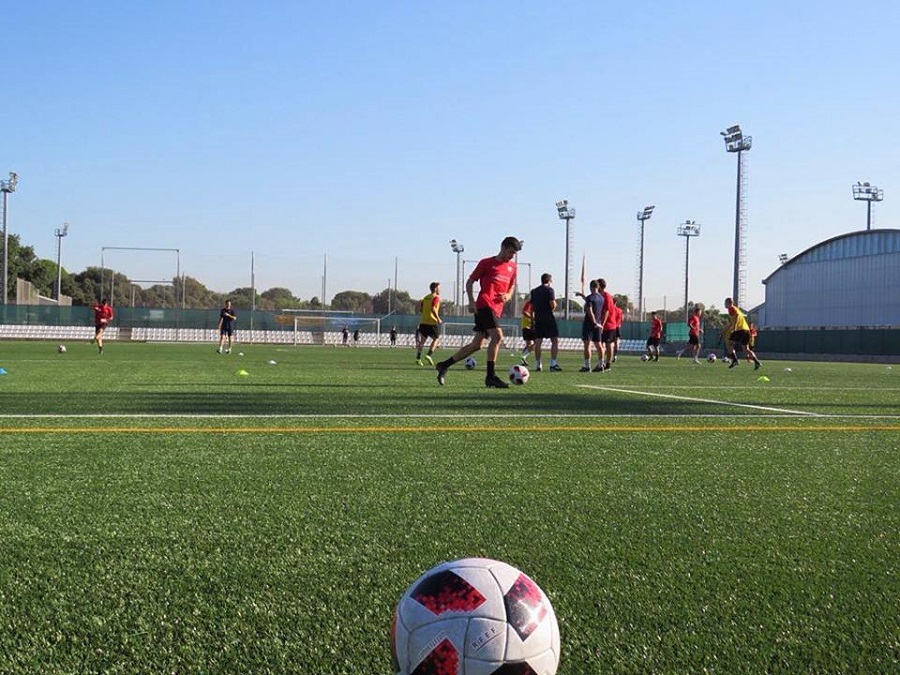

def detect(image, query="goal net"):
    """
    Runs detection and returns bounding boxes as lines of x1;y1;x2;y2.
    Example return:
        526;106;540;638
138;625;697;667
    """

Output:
281;310;381;347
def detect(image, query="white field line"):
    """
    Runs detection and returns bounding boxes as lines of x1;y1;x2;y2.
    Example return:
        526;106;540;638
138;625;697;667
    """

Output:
575;384;825;417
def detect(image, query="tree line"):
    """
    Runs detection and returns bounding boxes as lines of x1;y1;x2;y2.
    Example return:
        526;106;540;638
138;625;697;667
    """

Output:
4;233;726;326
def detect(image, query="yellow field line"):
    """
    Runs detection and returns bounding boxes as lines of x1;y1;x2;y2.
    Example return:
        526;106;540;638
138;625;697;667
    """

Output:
1;425;899;434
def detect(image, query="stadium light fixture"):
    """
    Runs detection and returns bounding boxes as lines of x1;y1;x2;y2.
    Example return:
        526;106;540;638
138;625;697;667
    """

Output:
556;199;575;319
852;181;883;231
449;239;465;315
0;171;18;305
721;124;751;307
677;220;701;320
636;205;655;321
54;222;70;301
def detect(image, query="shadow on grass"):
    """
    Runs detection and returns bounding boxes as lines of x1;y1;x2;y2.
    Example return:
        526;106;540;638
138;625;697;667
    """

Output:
1;388;871;416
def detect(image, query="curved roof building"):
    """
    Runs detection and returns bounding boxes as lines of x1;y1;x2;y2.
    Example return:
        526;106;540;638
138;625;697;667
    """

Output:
760;229;900;328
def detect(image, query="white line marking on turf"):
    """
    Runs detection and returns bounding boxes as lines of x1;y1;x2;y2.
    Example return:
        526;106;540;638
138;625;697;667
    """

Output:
575;384;824;417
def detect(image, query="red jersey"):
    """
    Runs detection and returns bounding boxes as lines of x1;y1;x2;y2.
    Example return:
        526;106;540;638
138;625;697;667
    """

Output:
650;316;663;339
469;255;517;316
688;314;701;336
601;292;616;329
93;303;114;326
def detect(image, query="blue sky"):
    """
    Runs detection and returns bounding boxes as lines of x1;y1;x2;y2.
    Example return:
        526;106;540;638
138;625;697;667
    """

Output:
3;0;898;312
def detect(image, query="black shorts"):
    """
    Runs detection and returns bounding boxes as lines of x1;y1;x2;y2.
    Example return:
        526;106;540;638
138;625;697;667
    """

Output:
646;337;660;347
601;329;617;343
417;324;439;340
220;326;234;337
582;323;601;343
533;315;559;340
730;330;750;346
94;322;108;331
473;307;500;333
688;334;700;345
522;328;536;342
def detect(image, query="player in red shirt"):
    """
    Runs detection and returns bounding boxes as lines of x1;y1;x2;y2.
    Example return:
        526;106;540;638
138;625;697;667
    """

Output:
92;298;114;355
646;311;663;361
597;278;616;370
687;306;703;363
435;236;522;388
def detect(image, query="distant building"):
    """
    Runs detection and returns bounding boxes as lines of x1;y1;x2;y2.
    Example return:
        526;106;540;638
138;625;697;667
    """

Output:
759;229;900;328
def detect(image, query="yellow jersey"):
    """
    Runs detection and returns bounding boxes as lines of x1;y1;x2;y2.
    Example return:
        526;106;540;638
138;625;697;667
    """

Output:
418;292;441;325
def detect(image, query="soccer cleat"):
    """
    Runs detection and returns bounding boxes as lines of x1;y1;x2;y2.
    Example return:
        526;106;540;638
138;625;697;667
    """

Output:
535;365;543;372
521;357;529;366
754;361;762;370
424;354;434;366
416;359;424;366
216;348;222;354
729;359;739;368
485;375;509;388
550;364;562;372
436;363;449;385
579;366;591;372
225;349;231;354
592;364;605;373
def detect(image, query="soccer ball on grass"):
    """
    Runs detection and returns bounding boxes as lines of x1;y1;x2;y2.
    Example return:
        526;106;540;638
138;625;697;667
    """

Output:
640;353;650;362
57;345;67;353
707;353;717;363
464;356;477;370
392;557;560;674
508;364;530;385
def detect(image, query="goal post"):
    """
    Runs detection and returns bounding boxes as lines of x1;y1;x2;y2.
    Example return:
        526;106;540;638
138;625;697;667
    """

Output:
281;309;381;346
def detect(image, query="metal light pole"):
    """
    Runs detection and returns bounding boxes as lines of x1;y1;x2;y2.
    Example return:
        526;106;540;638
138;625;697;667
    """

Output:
556;199;575;320
677;220;701;320
852;181;883;231
1;172;19;305
721;125;751;308
449;239;464;315
54;222;70;301
636;205;655;321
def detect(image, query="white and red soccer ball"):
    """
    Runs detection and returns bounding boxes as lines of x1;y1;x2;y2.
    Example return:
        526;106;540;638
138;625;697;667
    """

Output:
392;557;560;674
508;364;530;385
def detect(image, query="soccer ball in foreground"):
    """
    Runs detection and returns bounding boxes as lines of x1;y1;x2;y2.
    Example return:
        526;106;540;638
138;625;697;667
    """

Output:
57;345;67;353
464;356;477;370
508;364;530;385
640;353;650;362
392;557;560;675
707;353;717;363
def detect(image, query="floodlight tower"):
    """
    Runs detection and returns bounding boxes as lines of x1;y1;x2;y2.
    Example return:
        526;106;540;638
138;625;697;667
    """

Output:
54;222;70;301
0;172;19;305
556;199;575;319
636;205;655;321
852;181;883;231
449;239;465;315
677;220;701;320
721;124;751;307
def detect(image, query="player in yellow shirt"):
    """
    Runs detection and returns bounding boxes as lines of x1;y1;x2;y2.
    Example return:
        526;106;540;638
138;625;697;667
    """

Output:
519;299;536;365
415;282;443;365
725;297;761;370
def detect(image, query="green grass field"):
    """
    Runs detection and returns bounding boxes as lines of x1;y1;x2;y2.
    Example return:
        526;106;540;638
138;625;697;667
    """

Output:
0;340;897;674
